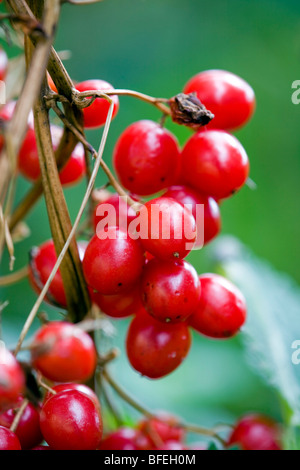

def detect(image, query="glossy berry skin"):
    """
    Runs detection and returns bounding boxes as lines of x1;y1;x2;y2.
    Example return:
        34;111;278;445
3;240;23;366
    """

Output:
227;414;282;451
91;284;143;319
99;428;139;450
28;239;87;309
93;191;137;233
82;227;145;295
18;125;86;186
0;426;21;450
0;347;25;411
0;48;8;82
113;120;181;196
140;197;197;260
0;399;43;450
126;309;192;379
163;185;221;246
183;70;255;131
31;321;97;383
43;384;100;412
141;258;201;323
189;274;247;339
75;79;119;129
137;415;185;450
181;130;250;200
40;390;103;450
29;239;67;308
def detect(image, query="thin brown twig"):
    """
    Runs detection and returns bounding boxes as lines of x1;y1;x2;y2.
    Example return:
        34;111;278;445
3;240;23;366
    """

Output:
10;398;29;433
102;368;226;445
13;94;114;357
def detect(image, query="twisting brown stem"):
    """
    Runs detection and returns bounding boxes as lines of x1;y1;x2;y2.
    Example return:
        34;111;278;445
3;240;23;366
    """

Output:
102;368;226;445
10;398;29;433
13;95;114;357
72;88;170;116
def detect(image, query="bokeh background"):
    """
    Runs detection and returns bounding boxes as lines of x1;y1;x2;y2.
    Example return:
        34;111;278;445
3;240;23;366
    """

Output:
1;0;300;445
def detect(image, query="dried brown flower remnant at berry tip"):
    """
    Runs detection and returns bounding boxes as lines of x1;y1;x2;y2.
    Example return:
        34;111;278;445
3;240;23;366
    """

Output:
169;93;214;130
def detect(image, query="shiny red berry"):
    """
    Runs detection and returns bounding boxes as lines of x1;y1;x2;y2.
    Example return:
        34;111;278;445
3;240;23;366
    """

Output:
40;390;103;450
141;258;201;323
91;284;143;319
0;398;43;450
181;130;249;200
18;125;86;186
227;414;282;450
126;309;192;379
0;346;25;411
31;321;97;382
139;197;197;260
82;227;145;295
0;48;8;82
113;120;181;196
163;185;221;246
99;428;139;450
43;383;100;411
28;239;67;308
189;273;247;339
75;79;119;129
28;239;87;309
183;69;255;131
0;425;21;450
93;191;137;233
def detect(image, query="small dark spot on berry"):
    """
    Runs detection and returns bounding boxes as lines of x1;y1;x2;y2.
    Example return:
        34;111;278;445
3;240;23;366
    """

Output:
118;282;122;287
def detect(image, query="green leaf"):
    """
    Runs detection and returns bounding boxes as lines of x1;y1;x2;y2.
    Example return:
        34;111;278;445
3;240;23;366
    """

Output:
213;236;300;428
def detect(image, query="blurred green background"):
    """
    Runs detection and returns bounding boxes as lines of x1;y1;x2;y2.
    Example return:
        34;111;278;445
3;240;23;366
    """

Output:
1;0;300;444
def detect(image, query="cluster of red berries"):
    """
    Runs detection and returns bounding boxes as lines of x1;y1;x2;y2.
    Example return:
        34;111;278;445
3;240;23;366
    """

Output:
26;69;251;380
0;343;282;451
0;41;282;450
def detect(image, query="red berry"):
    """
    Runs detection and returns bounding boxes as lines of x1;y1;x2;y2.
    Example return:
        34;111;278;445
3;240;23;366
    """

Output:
113;120;181;196
183;70;255;131
43;383;100;411
0;425;21;450
91;284;143;319
82;227;145;295
163;185;221;246
28;239;87;309
18;125;86;186
227;414;282;450
126;309;192;379
75;79;119;129
138;415;184;449
139;197;196;260
0;48;8;82
0;398;43;450
189;274;247;338
0;346;25;411
93;191;137;233
40;390;103;450
99;428;139;450
181;130;249;200
141;258;201;323
28;239;67;308
31;321;97;382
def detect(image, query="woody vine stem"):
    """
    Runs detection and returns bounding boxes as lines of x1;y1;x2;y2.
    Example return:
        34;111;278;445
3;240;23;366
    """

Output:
0;0;224;445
